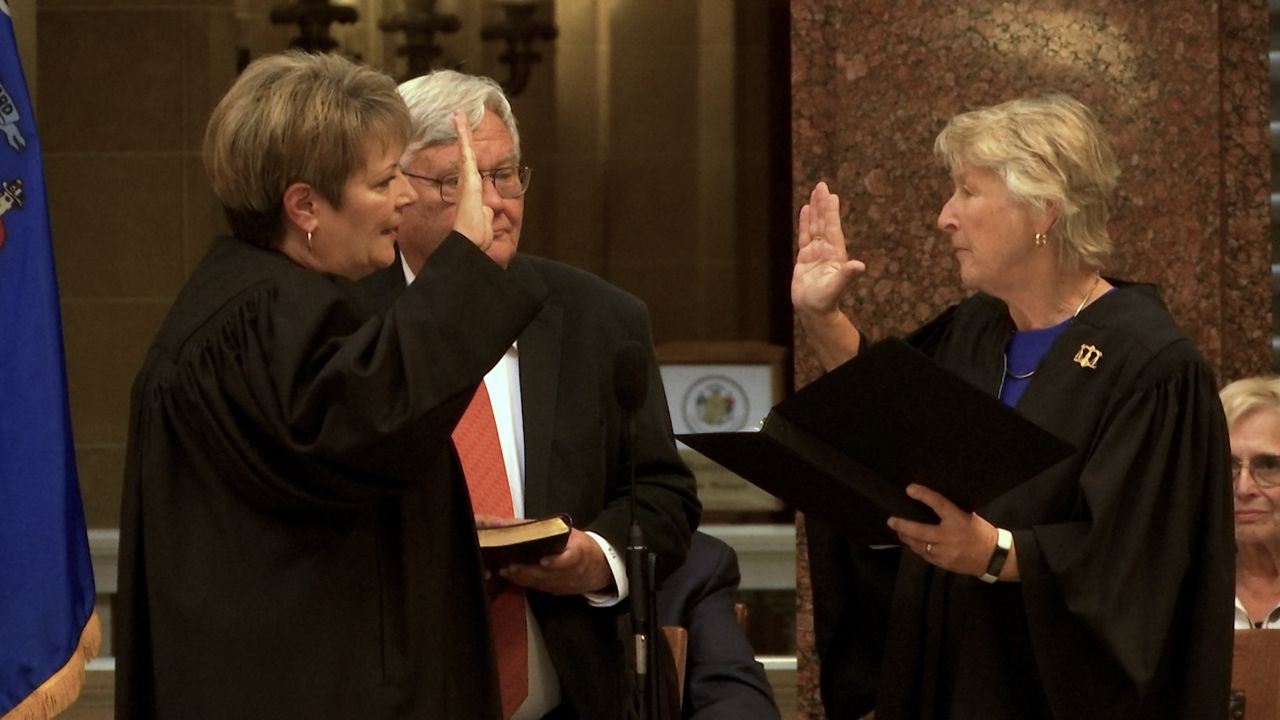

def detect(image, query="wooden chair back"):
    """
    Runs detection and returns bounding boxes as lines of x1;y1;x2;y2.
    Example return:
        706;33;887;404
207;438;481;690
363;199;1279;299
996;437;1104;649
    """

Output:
661;601;751;710
661;625;689;708
1232;629;1280;719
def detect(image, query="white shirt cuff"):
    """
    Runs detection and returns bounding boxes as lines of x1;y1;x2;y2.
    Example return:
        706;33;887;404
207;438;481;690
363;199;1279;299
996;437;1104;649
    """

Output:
583;531;628;607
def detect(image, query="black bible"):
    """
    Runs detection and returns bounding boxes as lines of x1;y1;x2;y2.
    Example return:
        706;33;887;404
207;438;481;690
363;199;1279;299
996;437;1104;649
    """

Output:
677;338;1074;543
478;514;572;570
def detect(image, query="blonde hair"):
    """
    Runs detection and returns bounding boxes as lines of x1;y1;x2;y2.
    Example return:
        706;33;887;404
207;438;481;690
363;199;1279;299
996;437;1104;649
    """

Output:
1220;376;1280;427
934;94;1120;272
397;70;520;160
203;51;412;248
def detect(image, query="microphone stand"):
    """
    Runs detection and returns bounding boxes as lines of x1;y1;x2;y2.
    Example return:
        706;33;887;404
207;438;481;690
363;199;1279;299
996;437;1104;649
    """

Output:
615;342;659;719
624;410;658;720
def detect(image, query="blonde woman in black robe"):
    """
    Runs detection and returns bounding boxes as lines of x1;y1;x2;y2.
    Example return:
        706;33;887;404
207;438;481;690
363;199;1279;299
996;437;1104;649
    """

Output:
793;94;1233;719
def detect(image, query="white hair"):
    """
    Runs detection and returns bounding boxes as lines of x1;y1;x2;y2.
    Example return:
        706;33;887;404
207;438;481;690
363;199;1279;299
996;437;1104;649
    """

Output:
397;70;521;162
934;94;1119;272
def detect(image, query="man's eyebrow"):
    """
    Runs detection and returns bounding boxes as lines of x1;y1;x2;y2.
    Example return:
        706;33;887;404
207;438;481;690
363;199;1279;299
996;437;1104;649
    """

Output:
439;155;520;176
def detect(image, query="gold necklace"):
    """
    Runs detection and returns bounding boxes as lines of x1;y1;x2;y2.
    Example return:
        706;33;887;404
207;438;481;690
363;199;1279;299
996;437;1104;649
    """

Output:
1001;275;1102;386
1073;275;1102;318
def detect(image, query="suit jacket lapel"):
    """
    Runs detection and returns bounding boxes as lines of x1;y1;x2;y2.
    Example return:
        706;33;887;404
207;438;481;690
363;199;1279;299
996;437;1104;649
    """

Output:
510;257;561;517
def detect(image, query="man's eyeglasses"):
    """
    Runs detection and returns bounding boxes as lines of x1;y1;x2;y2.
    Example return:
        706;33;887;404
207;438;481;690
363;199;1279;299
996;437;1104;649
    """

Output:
1231;453;1280;489
402;165;532;204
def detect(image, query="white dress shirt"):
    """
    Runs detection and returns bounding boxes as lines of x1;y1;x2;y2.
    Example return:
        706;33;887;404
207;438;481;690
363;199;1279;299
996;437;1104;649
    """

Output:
1234;595;1280;629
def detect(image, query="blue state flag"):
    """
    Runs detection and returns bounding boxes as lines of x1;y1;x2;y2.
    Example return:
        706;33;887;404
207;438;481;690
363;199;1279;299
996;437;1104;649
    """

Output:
0;4;99;718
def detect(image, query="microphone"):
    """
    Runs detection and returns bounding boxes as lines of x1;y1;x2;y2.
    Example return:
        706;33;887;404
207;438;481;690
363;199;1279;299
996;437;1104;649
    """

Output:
613;341;649;414
613;341;656;719
613;340;649;532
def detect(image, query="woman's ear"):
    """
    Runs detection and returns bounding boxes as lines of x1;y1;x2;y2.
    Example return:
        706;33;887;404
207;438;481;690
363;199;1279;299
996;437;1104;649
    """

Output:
282;182;320;235
1038;199;1062;235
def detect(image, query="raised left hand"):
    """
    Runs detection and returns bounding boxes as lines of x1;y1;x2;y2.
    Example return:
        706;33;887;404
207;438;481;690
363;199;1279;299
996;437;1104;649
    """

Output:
497;528;613;596
887;483;999;577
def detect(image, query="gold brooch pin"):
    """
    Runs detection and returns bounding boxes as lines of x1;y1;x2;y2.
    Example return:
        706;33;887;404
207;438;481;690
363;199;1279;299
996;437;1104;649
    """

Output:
1073;344;1102;369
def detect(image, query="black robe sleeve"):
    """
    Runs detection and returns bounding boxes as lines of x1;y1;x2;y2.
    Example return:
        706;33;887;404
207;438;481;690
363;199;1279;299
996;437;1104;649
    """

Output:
157;233;545;508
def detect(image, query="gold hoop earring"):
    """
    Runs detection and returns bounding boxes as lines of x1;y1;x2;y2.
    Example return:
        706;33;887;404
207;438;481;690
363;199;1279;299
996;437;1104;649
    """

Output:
306;231;313;252
1034;232;1047;247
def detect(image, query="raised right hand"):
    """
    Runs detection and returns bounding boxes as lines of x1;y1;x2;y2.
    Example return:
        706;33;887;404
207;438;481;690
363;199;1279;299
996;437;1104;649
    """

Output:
450;110;495;252
791;182;866;316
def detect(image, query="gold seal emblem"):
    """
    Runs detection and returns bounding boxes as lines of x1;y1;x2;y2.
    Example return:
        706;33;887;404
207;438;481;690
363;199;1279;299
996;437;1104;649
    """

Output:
682;375;749;433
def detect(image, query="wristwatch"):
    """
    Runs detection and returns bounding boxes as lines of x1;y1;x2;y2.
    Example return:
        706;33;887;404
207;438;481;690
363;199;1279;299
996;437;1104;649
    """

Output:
979;527;1012;584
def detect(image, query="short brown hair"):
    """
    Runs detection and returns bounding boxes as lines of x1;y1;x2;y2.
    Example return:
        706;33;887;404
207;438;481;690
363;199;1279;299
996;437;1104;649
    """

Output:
203;51;411;248
934;94;1120;272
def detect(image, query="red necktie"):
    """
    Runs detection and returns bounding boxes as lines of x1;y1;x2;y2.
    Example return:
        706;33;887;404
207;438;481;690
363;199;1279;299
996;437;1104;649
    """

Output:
453;381;528;719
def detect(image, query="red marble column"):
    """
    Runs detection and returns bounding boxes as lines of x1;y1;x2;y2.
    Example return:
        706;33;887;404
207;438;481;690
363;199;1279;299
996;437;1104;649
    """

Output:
790;2;1271;717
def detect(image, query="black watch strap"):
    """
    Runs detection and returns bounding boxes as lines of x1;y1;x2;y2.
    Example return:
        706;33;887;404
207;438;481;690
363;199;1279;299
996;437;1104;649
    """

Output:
979;528;1012;584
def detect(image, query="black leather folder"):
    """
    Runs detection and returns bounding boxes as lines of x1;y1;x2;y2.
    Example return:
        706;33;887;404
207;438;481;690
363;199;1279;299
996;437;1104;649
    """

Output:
677;337;1074;543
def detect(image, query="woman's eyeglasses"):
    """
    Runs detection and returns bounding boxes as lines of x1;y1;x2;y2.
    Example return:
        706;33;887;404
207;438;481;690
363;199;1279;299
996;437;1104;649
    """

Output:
1232;453;1280;488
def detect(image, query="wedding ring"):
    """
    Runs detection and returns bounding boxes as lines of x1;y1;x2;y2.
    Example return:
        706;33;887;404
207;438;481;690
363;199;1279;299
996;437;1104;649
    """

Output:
925;543;933;554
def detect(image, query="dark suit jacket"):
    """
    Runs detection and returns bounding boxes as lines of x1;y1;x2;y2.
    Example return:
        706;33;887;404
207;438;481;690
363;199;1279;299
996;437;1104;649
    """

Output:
377;251;698;717
508;254;701;718
656;532;779;720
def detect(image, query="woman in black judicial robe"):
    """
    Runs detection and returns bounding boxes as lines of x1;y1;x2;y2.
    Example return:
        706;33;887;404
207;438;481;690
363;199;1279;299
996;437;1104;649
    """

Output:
792;94;1234;719
114;52;544;719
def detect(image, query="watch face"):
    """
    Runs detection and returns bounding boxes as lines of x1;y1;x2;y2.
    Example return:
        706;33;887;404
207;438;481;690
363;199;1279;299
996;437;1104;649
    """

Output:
682;375;750;433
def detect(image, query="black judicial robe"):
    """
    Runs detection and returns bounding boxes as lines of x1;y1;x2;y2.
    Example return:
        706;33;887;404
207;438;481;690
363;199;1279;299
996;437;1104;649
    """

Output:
115;234;545;719
808;281;1234;720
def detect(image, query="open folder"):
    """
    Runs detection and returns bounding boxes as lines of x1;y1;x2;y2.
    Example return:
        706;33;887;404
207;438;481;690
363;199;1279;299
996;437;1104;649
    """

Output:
677;338;1074;543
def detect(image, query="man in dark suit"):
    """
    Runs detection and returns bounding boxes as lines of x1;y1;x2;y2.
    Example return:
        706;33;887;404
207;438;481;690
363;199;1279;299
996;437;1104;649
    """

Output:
393;70;701;719
656;532;779;720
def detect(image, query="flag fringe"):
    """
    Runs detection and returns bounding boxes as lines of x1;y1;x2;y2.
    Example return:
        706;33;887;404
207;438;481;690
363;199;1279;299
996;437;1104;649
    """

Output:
1;611;101;720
